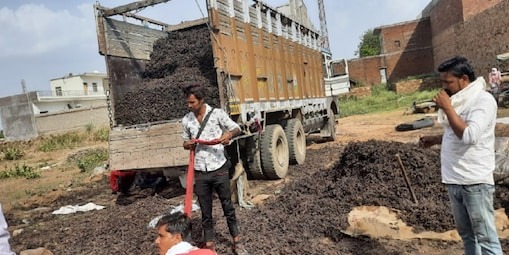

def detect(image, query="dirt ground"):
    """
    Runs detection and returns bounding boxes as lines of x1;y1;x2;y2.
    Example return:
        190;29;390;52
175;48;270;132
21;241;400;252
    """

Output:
2;108;509;255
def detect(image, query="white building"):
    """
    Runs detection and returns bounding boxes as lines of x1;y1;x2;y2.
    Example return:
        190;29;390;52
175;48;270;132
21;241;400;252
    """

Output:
34;72;108;114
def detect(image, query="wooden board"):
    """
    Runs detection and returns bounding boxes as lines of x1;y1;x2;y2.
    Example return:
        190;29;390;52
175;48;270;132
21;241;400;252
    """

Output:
108;121;189;170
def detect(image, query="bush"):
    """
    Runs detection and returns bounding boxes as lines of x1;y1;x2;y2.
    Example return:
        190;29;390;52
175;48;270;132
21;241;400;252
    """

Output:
93;127;110;142
3;146;24;160
72;148;109;173
38;132;85;152
0;164;40;179
339;84;439;117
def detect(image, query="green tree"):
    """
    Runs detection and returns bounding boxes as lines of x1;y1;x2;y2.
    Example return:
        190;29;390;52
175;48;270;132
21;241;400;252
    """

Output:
355;29;381;57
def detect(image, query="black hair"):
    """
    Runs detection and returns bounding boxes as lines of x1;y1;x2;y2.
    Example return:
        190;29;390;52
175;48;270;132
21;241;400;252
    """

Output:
182;84;206;100
437;56;476;82
156;212;191;239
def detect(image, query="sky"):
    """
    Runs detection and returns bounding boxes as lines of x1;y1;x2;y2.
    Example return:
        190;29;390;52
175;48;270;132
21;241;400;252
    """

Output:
0;0;431;99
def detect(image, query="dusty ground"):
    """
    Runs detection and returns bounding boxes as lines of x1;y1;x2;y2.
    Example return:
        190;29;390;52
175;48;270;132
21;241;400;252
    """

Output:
2;108;509;254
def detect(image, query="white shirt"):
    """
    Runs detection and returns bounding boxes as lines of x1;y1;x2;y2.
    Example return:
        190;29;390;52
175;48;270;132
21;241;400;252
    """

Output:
165;241;196;255
0;204;15;255
440;90;497;185
182;104;240;172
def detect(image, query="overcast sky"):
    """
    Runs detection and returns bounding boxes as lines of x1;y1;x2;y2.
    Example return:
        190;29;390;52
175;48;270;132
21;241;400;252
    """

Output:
0;0;430;99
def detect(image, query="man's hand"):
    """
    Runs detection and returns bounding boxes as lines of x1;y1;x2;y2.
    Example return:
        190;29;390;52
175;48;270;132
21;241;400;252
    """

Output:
433;90;452;111
183;140;196;150
219;132;232;145
419;135;441;148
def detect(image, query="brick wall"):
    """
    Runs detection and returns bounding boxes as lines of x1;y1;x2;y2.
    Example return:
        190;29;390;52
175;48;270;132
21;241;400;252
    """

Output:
462;0;502;20
394;76;441;94
348;56;383;85
432;0;509;80
348;87;372;98
379;18;432;54
428;0;463;36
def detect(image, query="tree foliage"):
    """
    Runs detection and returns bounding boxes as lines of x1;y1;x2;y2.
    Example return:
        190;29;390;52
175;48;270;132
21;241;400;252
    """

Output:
355;29;381;57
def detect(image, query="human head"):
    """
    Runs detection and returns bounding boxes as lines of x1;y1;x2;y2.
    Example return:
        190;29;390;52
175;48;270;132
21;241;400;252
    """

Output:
155;212;191;255
182;84;206;113
437;56;476;96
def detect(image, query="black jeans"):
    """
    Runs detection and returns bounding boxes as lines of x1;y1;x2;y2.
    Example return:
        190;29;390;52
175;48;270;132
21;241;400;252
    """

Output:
194;162;239;242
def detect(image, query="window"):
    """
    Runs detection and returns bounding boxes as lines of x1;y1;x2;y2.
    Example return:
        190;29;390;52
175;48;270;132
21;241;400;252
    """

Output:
394;40;401;47
56;87;62;96
83;82;88;95
92;83;98;92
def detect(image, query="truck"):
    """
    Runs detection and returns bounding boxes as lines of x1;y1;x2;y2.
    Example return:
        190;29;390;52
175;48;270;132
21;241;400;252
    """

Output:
94;0;339;180
323;55;351;97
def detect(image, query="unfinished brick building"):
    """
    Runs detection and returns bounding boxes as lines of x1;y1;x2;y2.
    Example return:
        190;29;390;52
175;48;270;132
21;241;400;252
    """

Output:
348;0;508;86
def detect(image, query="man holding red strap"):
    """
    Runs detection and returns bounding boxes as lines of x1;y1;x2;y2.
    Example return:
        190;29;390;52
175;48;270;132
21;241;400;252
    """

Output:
181;84;248;255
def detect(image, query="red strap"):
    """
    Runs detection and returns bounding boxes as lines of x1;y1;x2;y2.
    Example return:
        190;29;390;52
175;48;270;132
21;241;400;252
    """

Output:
184;150;195;216
183;138;222;216
192;138;221;145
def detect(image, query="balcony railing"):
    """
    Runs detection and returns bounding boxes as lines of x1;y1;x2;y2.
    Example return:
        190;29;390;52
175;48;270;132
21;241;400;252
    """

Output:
37;90;106;97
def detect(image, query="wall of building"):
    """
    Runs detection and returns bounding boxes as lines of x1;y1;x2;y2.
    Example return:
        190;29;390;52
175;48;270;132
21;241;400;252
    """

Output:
50;73;107;96
35;106;109;135
462;0;502;20
377;18;434;83
0;93;38;141
432;0;509;79
33;99;106;114
348;56;383;85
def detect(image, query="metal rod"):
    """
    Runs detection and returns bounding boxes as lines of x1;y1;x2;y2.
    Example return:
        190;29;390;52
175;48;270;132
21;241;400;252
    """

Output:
395;153;418;204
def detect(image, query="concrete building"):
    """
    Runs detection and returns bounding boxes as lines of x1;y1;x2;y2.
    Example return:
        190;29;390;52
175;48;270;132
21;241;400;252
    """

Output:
35;72;108;114
0;72;109;141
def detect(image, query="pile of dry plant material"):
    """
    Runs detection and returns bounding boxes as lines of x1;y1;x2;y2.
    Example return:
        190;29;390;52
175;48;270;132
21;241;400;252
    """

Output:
113;24;220;126
9;141;509;254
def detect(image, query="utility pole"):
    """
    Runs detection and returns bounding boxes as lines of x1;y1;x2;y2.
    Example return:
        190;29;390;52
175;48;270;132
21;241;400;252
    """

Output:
21;79;27;93
317;0;330;51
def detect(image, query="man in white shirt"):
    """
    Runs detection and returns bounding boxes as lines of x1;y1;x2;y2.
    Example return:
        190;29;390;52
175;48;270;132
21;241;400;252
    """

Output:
420;56;502;255
181;84;248;255
155;212;214;255
0;204;15;255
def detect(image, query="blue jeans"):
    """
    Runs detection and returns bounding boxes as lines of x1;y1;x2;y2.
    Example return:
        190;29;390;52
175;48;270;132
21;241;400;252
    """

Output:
447;184;502;255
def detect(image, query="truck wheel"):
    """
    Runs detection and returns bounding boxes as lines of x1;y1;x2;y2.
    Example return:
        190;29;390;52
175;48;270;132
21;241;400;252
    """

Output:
261;124;289;179
325;109;337;141
284;119;306;165
245;136;265;180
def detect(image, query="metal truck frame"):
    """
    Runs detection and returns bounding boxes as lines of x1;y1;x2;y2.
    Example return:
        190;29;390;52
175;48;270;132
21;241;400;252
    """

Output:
94;0;338;180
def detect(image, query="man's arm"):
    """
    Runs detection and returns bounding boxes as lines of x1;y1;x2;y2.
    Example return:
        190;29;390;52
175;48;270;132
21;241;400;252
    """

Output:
217;109;241;145
435;90;467;139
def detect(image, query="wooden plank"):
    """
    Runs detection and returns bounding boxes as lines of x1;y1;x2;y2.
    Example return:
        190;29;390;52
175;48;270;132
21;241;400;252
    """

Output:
108;122;189;170
166;18;208;32
100;0;171;17
104;18;167;59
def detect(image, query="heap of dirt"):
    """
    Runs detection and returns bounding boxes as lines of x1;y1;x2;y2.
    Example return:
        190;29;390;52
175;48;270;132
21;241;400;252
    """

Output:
8;141;509;254
113;24;220;126
229;140;509;254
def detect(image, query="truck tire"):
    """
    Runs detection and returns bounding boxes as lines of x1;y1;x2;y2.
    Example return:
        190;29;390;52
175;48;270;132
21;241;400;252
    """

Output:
284;119;306;165
245;136;265;180
261;124;289;179
325;109;337;141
